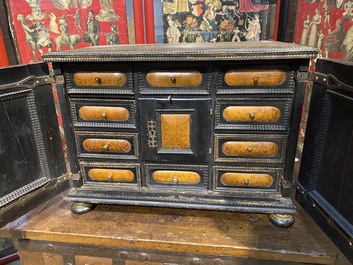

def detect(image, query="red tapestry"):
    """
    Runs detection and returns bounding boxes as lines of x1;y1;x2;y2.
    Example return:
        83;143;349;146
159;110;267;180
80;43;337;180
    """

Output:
6;0;129;64
294;0;353;62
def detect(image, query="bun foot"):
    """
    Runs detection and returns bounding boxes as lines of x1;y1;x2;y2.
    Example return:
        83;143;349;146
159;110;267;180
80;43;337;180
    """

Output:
71;202;96;214
268;214;295;228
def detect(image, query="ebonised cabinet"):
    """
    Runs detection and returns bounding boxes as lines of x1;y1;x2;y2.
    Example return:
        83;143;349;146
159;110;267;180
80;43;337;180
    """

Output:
44;42;317;226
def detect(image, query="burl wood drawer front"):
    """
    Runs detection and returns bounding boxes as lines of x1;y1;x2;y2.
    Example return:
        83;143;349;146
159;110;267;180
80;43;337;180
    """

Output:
76;132;138;160
214;166;282;191
215;134;287;163
70;98;136;129
152;170;201;185
80;162;141;187
63;63;133;94
78;106;129;122
145;164;208;190
82;139;132;153
215;98;292;131
73;72;126;87
224;70;286;86
138;62;211;95
217;64;295;95
146;71;202;87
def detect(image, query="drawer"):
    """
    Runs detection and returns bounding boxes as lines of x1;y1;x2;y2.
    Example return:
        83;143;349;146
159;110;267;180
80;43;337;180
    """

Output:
214;166;282;192
76;132;138;160
217;64;295;95
63;63;133;95
144;164;208;190
80;162;141;187
224;70;286;86
70;98;136;129
138;62;211;95
215;98;292;131
215;134;287;163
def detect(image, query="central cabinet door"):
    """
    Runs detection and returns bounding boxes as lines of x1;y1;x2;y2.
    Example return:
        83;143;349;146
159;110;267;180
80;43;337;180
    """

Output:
138;98;212;163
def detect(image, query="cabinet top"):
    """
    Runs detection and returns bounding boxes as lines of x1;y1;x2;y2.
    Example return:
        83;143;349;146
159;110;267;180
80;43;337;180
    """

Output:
43;41;318;63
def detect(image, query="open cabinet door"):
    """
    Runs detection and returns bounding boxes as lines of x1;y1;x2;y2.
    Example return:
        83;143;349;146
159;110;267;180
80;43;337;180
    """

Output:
0;63;69;227
297;58;353;263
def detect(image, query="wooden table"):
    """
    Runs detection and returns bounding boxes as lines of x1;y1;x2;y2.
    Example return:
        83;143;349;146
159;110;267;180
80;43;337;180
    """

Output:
0;192;349;265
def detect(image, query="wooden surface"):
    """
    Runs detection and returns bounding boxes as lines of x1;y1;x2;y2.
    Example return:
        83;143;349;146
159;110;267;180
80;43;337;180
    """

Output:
0;192;349;265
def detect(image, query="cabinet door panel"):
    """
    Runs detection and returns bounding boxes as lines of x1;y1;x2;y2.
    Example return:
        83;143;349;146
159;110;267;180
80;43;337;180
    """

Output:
139;98;212;163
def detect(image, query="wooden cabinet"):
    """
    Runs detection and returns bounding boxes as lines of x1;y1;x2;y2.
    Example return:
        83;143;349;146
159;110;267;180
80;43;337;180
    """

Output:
39;42;318;226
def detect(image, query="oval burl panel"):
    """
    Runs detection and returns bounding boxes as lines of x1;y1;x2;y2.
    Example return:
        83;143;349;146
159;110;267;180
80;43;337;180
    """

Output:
220;172;273;187
152;170;201;185
73;72;126;86
222;141;278;157
223;106;281;122
224;70;286;86
146;71;202;87
83;139;132;153
88;168;134;182
79;106;129;121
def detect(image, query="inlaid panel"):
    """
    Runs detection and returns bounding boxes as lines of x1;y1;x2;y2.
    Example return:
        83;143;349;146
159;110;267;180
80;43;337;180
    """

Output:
83;139;132;153
88;168;135;182
215;134;286;163
223;106;281;122
81;162;140;186
146;71;202;87
76;132;138;160
78;106;129;121
70;98;136;129
152;170;201;185
215;98;292;131
161;114;191;149
224;69;286;86
73;72;126;87
222;141;279;157
220;172;273;187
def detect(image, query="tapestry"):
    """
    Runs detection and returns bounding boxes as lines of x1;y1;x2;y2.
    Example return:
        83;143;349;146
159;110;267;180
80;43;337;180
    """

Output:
294;0;353;61
6;0;129;64
160;0;278;44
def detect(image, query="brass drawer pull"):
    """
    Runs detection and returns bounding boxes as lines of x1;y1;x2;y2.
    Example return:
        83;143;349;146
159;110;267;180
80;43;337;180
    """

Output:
101;112;107;119
95;77;101;84
247;146;253;153
170;76;177;84
253;76;259;85
173;177;178;183
244;178;250;185
249;113;255;120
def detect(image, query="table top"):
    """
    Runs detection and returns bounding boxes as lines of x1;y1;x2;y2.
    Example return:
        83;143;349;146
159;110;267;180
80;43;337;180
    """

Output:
0;192;349;265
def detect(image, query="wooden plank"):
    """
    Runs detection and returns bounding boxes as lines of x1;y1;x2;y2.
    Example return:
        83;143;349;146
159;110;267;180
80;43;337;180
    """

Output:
0;192;347;264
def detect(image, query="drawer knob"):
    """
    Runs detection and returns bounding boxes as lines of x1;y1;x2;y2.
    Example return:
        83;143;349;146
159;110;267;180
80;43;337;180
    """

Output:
247;146;253;152
249;113;255;120
95;77;101;84
101;112;107;119
244;178;250;185
103;144;109;150
173;177;179;184
170;76;177;84
253;76;259;85
107;174;112;180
